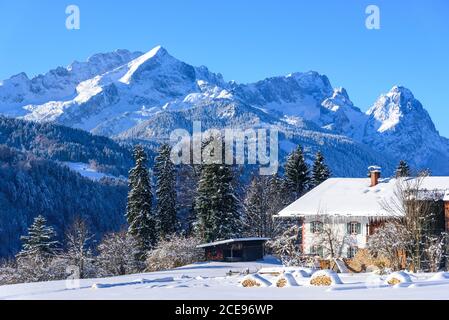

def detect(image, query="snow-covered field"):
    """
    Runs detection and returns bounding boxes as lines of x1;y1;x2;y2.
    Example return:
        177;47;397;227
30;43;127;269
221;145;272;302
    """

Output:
62;162;124;181
1;258;449;300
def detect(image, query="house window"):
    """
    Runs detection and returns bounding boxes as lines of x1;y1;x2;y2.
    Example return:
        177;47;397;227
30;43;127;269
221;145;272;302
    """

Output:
347;222;361;235
310;245;324;257
347;247;358;259
310;221;323;234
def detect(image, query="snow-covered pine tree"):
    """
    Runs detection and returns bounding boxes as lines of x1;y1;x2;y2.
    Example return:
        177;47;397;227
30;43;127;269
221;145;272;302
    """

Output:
126;145;157;257
311;151;331;188
18;215;58;258
243;175;281;238
396;160;411;177
14;216;66;283
284;145;310;201
194;161;241;243
268;173;290;216
154;143;178;238
243;176;268;237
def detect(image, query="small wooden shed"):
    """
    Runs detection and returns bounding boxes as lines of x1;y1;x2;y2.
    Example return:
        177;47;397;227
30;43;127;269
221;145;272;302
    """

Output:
197;238;269;262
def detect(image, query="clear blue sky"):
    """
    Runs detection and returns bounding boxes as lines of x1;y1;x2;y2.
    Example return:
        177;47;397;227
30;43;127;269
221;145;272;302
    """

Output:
1;0;448;136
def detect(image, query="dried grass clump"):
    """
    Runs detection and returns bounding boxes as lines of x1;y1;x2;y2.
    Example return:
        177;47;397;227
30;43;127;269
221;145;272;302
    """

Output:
276;278;287;288
387;277;401;286
242;279;261;287
310;275;332;286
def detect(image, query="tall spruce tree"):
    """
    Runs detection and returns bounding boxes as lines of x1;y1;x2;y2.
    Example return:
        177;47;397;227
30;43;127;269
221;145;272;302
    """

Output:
396;160;411;177
18;215;58;258
194;162;241;243
154;143;178;238
284;145;310;200
243;175;281;238
243;176;268;237
311;151;331;188
126;145;157;256
268;173;290;214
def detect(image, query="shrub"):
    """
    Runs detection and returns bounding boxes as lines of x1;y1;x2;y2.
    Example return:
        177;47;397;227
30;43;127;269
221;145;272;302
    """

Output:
146;235;203;272
346;249;390;273
96;231;143;276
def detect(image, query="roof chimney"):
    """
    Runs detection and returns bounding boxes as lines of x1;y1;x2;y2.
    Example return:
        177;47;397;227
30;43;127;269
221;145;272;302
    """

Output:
368;166;381;187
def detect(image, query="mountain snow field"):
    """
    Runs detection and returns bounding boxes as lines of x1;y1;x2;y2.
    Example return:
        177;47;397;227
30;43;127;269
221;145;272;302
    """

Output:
1;45;449;176
2;258;449;300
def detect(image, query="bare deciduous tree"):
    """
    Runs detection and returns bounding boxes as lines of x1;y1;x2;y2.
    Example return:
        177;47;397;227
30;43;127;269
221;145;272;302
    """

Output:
368;222;408;271
377;172;446;271
267;225;302;266
96;231;143;276
310;214;351;259
423;233;448;272
62;217;96;279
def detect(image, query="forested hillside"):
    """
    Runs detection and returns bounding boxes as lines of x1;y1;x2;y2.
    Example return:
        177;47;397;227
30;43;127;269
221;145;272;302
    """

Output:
0;117;134;176
0;145;127;257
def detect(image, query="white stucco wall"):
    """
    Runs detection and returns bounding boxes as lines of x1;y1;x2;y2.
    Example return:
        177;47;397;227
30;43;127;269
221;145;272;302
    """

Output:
302;216;370;258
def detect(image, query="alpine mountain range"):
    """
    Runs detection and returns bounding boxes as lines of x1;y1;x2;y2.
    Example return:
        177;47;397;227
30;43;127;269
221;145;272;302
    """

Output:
1;45;448;177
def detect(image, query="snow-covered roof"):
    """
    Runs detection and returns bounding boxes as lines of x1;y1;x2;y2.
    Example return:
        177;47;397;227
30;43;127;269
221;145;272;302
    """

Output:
277;177;449;218
197;238;270;248
444;190;449;202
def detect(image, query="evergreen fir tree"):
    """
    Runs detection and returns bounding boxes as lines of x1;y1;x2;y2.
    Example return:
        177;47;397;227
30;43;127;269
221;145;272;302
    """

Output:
18;215;58;258
126;145;157;257
243;175;282;238
243;176;267;237
284;145;310;200
194;160;241;242
396;160;411;177
311;151;331;188
154;143;178;238
268;173;290;213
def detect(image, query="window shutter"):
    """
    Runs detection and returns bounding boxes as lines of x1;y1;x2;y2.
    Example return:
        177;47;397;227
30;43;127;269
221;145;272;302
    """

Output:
346;223;351;234
318;246;323;258
356;223;361;234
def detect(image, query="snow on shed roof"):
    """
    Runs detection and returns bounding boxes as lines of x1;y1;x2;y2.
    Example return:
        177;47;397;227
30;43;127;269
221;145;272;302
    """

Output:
197;238;270;249
277;177;449;218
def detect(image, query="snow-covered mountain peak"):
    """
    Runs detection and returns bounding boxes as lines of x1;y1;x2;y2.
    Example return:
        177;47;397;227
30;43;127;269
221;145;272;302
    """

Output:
387;85;415;101
118;45;168;84
287;71;333;93
362;85;448;173
367;85;429;133
7;72;30;82
323;87;354;111
67;49;143;75
1;47;448;174
334;87;350;100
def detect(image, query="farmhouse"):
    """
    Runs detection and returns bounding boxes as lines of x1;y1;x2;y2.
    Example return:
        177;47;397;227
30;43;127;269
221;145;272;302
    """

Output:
277;167;449;259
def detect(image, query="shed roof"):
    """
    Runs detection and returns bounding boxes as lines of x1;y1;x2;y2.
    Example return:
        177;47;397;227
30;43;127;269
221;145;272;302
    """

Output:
197;238;270;249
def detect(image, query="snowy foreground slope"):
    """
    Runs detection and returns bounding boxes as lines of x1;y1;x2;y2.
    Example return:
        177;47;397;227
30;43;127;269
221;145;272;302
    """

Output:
2;258;449;300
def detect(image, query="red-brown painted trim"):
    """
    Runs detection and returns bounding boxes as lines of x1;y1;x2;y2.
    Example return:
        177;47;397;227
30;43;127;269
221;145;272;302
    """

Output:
302;218;306;254
444;201;449;232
